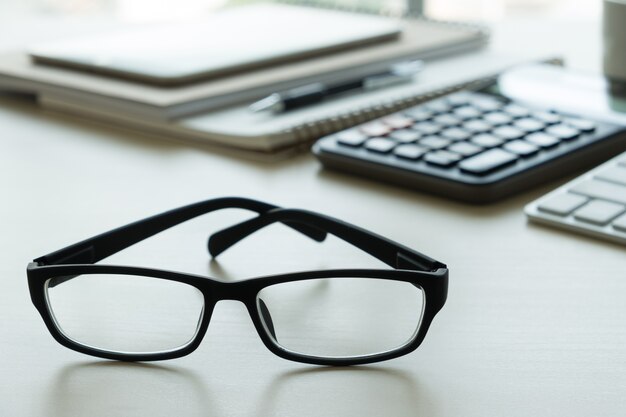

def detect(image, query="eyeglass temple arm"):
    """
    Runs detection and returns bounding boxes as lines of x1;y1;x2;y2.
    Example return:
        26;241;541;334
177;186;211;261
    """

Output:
35;197;327;268
209;209;446;272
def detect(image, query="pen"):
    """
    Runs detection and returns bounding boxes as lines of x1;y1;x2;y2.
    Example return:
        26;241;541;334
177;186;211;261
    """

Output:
249;60;424;113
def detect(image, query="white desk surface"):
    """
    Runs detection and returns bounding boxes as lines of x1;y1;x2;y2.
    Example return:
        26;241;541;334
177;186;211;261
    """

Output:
1;11;625;417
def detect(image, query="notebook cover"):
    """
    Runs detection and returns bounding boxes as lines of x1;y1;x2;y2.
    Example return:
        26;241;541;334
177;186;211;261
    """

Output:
0;17;488;119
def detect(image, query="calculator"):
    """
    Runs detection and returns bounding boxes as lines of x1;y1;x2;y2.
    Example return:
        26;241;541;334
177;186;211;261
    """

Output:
312;64;626;203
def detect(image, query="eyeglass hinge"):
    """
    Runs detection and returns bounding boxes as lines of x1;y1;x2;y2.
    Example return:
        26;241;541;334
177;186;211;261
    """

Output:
396;252;445;272
34;246;95;266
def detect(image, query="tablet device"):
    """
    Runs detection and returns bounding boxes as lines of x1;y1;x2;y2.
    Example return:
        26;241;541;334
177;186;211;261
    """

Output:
29;4;402;86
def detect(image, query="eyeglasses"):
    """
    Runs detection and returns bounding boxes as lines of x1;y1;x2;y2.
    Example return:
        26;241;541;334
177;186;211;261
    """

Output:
27;197;448;366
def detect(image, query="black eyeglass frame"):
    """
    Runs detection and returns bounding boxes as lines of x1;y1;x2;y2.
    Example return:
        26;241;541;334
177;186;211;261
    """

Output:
28;197;448;366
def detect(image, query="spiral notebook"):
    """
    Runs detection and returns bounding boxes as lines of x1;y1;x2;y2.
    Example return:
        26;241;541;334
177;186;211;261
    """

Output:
0;3;494;157
37;51;559;158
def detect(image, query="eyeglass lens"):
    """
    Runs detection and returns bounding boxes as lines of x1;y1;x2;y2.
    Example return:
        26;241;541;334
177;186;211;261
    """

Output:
45;274;205;354
257;278;425;358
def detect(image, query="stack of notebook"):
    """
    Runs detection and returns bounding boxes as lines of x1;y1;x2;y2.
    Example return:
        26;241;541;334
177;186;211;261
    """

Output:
0;2;492;157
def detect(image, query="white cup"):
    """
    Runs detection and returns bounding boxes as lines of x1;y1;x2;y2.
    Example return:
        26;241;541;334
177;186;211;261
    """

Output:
603;0;626;81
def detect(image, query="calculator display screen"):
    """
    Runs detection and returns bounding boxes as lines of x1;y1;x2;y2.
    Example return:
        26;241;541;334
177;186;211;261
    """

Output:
476;64;626;117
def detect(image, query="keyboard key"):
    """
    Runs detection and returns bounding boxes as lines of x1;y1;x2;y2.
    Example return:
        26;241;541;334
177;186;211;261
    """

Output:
525;132;560;148
570;179;626;205
419;136;451;149
613;212;626;232
503;104;531;117
389;129;421;143
448;141;483;157
493;126;525;141
360;122;392;137
573;200;625;225
537;193;588;216
533;111;561;124
424;150;462;167
412;122;442;135
503;140;540;157
365;138;396;154
453;106;482;119
393;144;428;160
546;124;580;141
459;148;518;175
462;119;492;133
382;115;414;129
483;112;512;126
513;118;545;132
404;108;432;121
440;127;471;141
564;118;596;132
594;165;626;186
471;134;505;148
433;114;461;127
336;130;368;147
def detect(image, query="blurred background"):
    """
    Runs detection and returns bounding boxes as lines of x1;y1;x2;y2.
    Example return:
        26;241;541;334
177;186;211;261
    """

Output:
0;0;602;22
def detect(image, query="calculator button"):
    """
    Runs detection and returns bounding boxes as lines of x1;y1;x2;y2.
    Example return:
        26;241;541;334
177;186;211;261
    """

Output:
470;97;502;112
483;112;512;126
448;141;483;157
433;114;462;126
394;144;428;160
470;134;505;148
382;115;414;129
492;126;525;141
440;127;471;141
389;129;421;143
404;108;432;122
503;104;531;118
365;138;396;154
533;111;561;124
564;118;596;132
462;119;492;133
459;148;519;175
573;200;625;225
537;193;588;216
513;118;545;132
503;140;540;157
412;122;442;135
446;92;473;106
336;130;368;147
360;122;392;137
545;124;580;140
424;99;452;114
419;136;452;149
453;106;482;119
525;132;560;148
424;150;462;167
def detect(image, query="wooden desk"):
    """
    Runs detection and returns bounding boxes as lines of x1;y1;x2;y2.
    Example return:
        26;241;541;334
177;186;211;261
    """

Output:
1;11;624;417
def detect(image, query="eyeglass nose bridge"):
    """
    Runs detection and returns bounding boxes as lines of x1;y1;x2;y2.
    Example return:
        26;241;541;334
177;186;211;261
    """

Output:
207;280;259;303
203;281;278;341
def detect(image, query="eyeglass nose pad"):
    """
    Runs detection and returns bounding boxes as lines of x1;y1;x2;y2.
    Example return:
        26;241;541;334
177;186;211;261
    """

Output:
258;298;277;341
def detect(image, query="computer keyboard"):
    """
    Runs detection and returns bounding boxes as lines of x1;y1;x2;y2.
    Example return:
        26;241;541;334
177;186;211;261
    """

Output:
525;151;626;245
312;90;626;203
